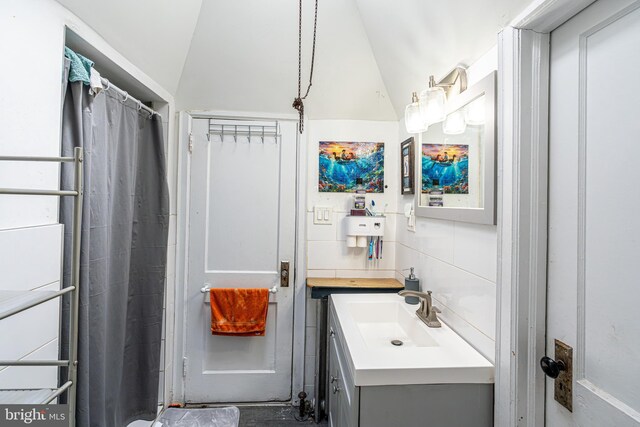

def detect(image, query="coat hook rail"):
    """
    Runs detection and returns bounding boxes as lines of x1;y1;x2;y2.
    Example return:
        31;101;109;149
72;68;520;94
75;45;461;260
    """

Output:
207;118;280;143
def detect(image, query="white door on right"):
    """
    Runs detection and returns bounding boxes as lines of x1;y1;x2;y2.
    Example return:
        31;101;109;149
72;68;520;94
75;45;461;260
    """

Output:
547;0;640;425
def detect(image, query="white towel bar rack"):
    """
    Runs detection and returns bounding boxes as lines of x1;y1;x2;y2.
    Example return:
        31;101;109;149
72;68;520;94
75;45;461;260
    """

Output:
200;285;278;294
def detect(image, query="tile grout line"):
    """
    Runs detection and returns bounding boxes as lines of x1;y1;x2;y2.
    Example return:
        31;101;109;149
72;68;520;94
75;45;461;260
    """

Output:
395;241;497;283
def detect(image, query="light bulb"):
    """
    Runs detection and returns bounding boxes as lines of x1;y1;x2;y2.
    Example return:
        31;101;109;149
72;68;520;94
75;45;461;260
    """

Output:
419;76;446;125
465;96;485;125
404;92;427;134
443;110;467;135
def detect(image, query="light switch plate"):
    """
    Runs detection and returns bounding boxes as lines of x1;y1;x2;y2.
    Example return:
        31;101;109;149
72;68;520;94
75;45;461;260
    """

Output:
313;206;333;225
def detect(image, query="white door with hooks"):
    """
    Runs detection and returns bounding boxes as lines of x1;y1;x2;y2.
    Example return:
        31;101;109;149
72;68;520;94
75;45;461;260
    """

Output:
184;116;297;403
545;0;640;424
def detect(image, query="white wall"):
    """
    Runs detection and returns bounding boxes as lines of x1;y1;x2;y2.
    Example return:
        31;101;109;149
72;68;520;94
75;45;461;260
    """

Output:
304;118;399;399
0;0;175;405
306;120;400;279
394;46;498;362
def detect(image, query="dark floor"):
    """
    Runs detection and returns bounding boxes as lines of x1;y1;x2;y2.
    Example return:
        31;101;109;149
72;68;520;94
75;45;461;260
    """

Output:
237;405;327;427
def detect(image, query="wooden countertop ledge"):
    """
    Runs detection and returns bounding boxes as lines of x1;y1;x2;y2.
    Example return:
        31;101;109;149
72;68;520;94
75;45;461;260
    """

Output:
306;277;403;289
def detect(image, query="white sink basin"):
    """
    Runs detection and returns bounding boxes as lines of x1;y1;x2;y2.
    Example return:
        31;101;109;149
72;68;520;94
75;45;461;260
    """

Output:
348;301;438;348
330;293;494;386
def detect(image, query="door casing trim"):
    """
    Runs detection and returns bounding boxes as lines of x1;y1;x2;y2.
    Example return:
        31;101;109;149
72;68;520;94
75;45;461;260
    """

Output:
495;1;596;426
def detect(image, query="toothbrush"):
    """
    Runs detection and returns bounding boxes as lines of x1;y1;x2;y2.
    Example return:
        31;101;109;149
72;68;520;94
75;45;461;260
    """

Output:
368;237;374;260
373;237;378;259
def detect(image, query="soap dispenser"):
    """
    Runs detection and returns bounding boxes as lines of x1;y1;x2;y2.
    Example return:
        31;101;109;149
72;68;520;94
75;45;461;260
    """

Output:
404;268;420;305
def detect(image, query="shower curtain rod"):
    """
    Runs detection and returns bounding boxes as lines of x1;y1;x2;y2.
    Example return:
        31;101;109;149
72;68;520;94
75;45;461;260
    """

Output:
101;78;161;118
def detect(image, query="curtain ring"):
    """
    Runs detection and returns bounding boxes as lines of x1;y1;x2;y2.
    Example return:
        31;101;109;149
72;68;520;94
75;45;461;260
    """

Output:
137;100;142;112
104;79;111;91
121;91;129;103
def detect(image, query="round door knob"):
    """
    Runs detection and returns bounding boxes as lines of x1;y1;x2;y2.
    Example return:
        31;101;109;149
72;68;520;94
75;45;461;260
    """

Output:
540;356;566;379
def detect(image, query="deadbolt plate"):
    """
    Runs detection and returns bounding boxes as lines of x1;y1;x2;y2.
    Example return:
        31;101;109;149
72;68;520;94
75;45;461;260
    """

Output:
280;261;290;287
554;339;573;412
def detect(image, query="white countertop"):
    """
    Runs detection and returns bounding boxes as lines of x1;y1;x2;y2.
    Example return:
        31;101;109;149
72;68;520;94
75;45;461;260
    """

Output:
331;293;495;386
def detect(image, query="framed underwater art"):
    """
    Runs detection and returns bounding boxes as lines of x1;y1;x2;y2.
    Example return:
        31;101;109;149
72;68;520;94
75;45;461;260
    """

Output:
318;141;384;193
400;137;415;195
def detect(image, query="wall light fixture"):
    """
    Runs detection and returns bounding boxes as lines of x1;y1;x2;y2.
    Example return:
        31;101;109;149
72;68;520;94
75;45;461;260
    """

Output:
404;66;468;134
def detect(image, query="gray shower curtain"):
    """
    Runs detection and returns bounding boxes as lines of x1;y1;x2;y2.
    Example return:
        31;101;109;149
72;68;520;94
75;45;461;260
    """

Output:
60;64;169;427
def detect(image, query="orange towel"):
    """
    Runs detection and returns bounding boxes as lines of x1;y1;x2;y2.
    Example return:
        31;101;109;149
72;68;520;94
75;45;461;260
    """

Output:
209;288;269;336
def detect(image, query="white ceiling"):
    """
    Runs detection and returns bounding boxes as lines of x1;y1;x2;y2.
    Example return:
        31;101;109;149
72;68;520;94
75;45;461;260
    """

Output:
56;0;202;95
56;0;533;120
175;0;396;119
354;0;533;117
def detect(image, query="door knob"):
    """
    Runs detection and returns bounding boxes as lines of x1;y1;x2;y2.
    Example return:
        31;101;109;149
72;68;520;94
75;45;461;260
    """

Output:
540;356;566;379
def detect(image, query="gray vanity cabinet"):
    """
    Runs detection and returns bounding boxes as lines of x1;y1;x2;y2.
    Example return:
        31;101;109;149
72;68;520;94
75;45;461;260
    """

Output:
328;310;358;427
327;300;494;427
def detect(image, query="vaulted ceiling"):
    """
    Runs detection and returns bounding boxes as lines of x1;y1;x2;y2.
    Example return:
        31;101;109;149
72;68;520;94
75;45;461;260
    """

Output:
55;0;532;120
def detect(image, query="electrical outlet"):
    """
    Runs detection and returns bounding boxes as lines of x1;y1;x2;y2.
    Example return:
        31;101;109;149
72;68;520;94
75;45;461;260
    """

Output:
313;206;333;225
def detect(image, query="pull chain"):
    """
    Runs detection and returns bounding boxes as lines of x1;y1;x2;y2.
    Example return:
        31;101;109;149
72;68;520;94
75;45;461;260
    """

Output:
292;0;318;134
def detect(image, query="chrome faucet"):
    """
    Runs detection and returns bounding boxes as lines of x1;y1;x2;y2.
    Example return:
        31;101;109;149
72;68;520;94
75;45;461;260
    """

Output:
397;290;442;328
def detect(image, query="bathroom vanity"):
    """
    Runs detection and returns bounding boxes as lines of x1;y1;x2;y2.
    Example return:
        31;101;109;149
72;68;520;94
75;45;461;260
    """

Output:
306;278;404;422
328;294;494;427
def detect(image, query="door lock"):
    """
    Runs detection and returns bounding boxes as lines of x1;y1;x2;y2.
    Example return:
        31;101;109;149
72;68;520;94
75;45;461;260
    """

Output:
280;261;290;287
540;339;573;412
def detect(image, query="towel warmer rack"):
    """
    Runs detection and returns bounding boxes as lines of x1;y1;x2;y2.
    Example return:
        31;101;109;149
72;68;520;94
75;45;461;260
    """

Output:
0;148;83;427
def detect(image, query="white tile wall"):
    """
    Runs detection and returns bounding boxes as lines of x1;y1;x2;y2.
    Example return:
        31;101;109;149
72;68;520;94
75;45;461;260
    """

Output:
0;225;63;389
304;119;400;399
306;120;399;280
453;222;498;282
395;211;497;363
0;339;59;389
393;50;499;363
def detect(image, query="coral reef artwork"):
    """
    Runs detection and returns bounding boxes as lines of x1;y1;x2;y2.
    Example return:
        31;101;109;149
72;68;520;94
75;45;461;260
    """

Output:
318;141;384;193
422;144;469;194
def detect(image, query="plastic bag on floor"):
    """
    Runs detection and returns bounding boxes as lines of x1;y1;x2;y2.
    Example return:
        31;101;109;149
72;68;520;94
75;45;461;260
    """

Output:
153;407;240;427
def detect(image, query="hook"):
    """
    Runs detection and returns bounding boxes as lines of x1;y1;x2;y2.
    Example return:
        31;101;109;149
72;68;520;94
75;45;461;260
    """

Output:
103;79;111;91
121;91;129;104
137;100;142;112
